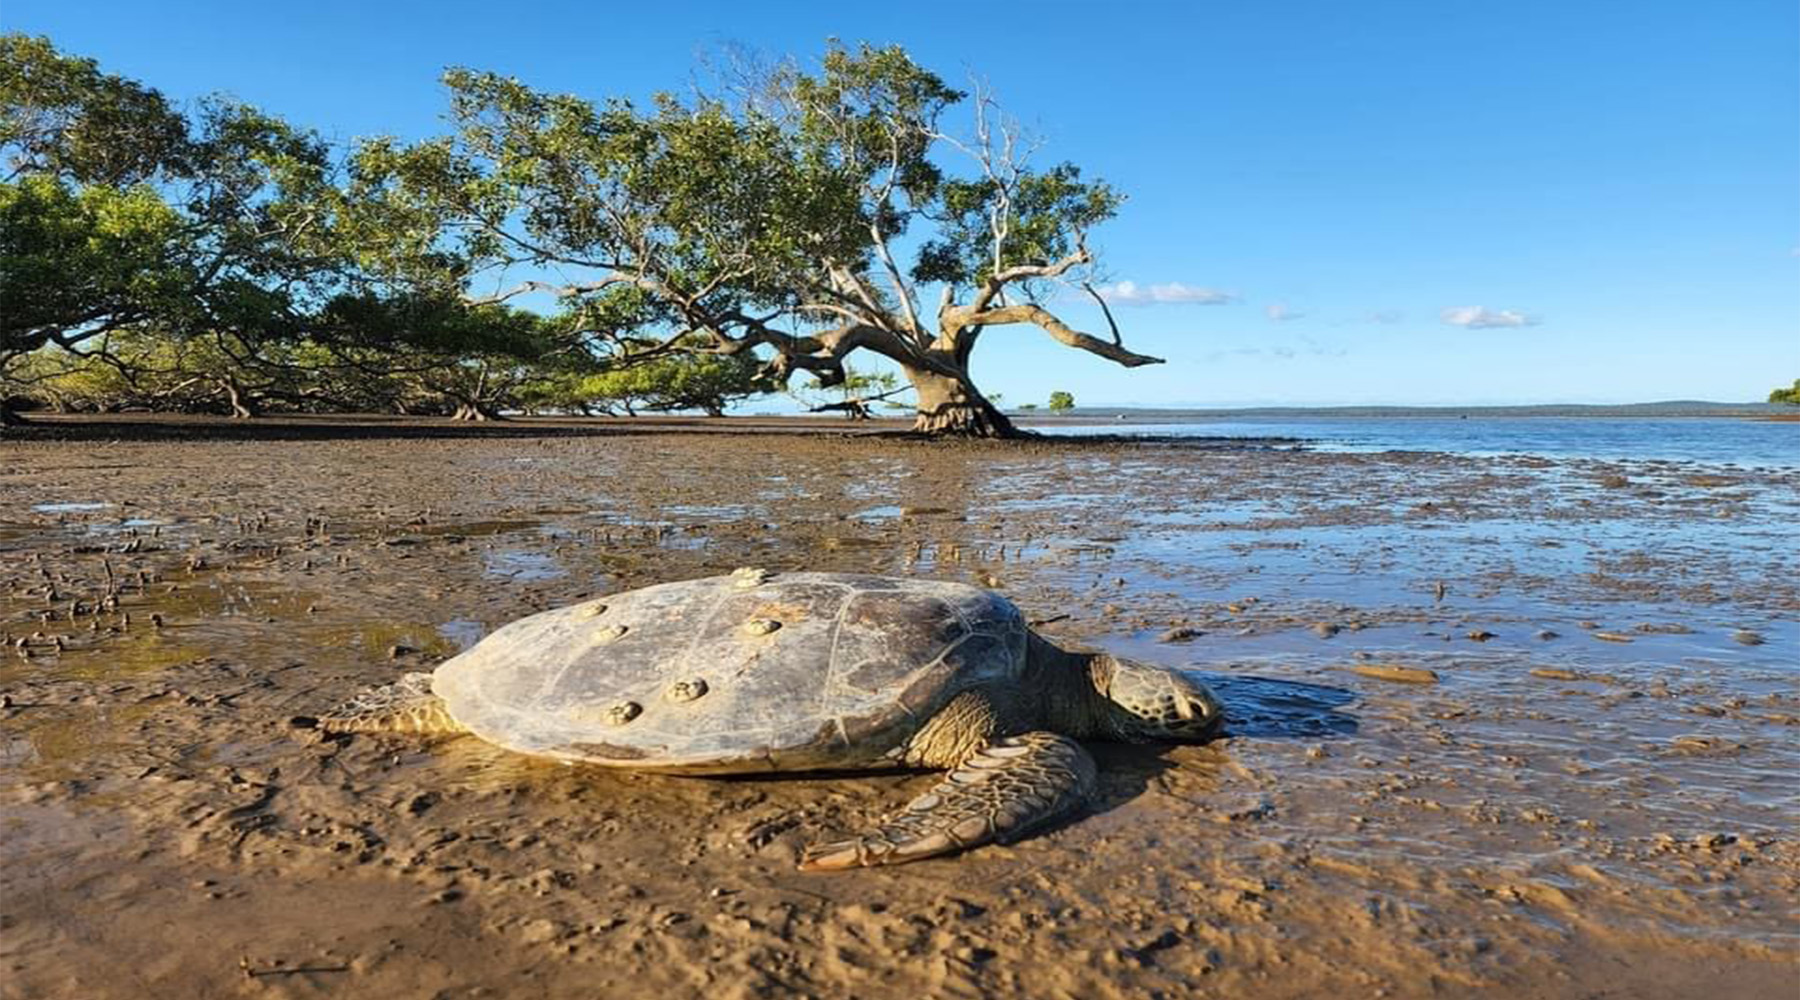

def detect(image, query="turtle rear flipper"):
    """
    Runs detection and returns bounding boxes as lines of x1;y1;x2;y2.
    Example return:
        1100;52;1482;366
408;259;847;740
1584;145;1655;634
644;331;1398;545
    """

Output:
319;672;465;735
799;732;1096;871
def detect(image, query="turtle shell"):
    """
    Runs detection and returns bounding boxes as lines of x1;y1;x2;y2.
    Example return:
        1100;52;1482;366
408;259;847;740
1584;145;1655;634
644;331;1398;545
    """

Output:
430;572;1028;772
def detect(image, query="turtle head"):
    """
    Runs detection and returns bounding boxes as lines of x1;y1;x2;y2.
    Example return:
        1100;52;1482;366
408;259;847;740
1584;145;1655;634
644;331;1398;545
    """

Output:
1094;656;1224;742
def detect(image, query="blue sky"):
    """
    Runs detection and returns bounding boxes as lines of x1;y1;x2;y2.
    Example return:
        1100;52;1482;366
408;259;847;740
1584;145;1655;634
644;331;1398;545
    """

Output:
7;1;1796;405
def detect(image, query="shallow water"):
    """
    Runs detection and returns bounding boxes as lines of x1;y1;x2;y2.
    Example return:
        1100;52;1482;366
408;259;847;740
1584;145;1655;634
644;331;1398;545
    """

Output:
1;426;1795;999
1040;415;1799;467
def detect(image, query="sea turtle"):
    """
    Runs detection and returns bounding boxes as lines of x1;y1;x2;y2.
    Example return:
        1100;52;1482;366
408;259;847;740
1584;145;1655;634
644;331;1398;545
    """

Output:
319;568;1224;869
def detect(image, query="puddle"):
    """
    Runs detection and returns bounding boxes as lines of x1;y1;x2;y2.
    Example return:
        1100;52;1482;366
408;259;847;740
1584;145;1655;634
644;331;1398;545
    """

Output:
663;503;759;520
81;517;168;534
437;618;489;650
31;502;113;513
481;548;565;581
311;621;463;663
410;518;542;538
0;703;159;783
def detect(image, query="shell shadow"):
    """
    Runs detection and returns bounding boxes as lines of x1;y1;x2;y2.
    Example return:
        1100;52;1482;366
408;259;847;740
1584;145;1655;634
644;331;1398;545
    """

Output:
1081;742;1183;817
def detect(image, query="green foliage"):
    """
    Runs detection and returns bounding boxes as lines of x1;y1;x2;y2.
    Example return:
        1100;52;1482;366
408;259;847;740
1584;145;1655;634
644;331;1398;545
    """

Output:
0;33;190;185
1769;380;1800;405
344;40;1127;403
789;363;907;418
832;366;900;398
0;175;186;347
2;36;1127;432
317;293;554;358
345;68;825;307
540;343;765;416
18;329;323;415
1;34;352;369
1017;402;1038;411
0;34;564;420
1047;390;1075;412
17;308;572;418
914;164;1121;289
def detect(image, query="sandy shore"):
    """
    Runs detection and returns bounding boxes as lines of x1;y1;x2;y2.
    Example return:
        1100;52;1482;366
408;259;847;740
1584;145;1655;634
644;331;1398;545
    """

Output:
3;416;1795;998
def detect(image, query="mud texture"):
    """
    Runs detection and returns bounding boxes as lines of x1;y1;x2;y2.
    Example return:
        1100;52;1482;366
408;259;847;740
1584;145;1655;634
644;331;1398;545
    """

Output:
2;415;1796;999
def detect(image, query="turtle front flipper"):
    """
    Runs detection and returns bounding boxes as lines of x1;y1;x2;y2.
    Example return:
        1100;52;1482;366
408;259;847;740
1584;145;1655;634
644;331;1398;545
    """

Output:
799;732;1096;871
318;672;466;735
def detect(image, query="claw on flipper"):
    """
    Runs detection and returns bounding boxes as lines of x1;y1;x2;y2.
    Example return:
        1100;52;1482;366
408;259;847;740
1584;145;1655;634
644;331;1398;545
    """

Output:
798;732;1095;871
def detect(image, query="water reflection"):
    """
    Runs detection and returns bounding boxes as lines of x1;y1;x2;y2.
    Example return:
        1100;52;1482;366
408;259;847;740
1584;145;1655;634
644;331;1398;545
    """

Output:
1191;672;1359;738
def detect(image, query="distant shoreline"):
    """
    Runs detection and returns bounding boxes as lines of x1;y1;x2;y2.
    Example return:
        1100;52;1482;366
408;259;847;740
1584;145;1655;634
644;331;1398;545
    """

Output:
1011;401;1791;421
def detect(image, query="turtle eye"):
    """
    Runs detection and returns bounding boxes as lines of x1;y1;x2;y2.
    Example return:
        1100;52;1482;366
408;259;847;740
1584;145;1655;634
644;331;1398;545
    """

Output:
1176;695;1223;736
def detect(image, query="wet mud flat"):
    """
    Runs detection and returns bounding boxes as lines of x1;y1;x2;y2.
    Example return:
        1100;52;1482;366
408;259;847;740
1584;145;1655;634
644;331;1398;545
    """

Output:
2;417;1796;999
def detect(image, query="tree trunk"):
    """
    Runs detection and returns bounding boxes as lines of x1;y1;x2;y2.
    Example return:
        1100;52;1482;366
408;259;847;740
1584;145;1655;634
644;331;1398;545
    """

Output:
0;399;24;427
221;378;258;419
903;365;1021;438
450;401;499;421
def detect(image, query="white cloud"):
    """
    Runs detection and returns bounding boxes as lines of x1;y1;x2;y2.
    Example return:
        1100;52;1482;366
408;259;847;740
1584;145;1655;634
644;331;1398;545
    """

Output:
1200;338;1344;364
1440;305;1538;329
1095;280;1237;306
1202;346;1268;362
1265;303;1305;322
